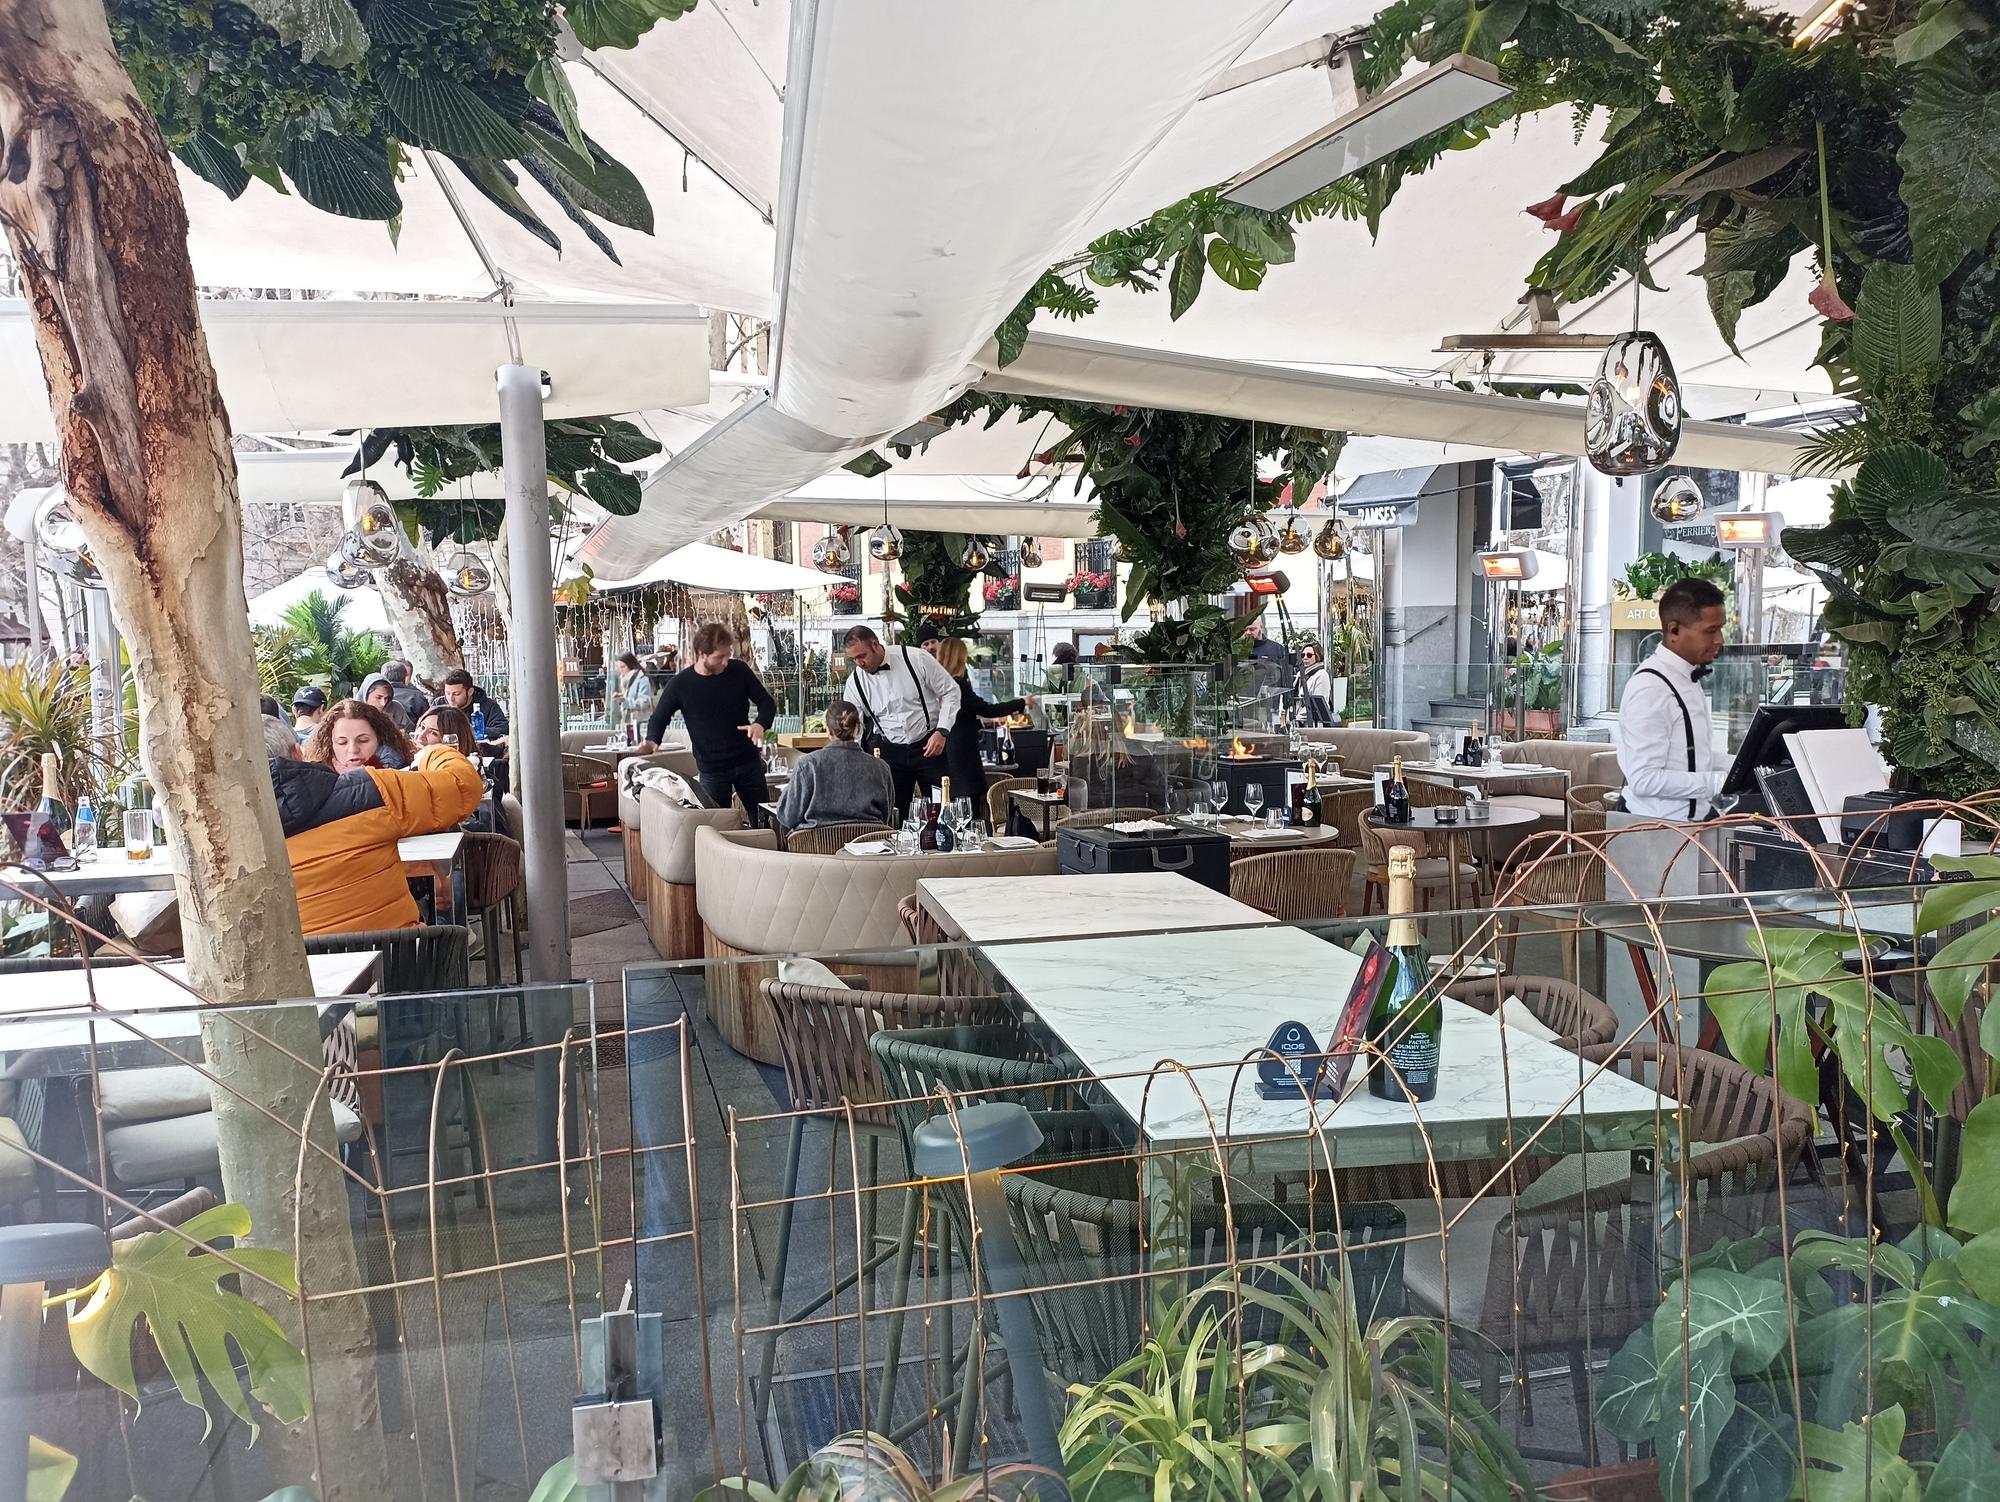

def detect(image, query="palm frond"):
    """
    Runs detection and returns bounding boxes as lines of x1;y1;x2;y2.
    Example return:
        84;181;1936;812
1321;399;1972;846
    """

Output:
1791;417;1877;477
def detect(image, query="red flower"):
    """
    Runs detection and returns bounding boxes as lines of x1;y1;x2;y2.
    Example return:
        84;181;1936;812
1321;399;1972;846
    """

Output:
1808;268;1855;322
1122;435;1142;447
1111;404;1128;415
1547;206;1583;232
1016;463;1032;479
1524;193;1567;224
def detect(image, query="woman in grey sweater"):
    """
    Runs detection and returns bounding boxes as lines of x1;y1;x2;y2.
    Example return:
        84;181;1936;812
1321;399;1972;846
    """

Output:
775;702;898;830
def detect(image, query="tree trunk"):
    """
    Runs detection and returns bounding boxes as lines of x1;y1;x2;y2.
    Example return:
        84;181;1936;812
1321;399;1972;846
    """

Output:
0;4;389;1496
374;551;464;692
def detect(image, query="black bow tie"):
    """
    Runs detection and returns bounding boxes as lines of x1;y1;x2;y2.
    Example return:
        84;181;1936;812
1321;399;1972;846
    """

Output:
869;664;892;675
1691;665;1711;683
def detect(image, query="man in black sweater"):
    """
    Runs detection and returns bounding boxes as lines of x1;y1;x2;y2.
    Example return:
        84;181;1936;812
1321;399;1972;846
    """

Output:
638;622;779;825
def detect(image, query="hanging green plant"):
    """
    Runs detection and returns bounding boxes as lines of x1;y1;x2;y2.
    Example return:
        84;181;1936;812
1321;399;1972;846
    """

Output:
109;0;692;255
890;531;982;643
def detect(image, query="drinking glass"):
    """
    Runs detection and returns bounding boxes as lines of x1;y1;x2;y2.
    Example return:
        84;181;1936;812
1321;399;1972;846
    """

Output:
1433;733;1451;766
1208;777;1231;816
1243;784;1265;821
123;809;153;861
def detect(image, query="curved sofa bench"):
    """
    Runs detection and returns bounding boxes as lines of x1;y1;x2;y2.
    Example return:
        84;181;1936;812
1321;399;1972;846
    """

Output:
692;825;1057;1062
637;783;742;960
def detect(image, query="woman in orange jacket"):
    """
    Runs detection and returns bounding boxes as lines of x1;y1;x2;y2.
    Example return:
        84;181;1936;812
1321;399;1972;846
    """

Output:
269;742;485;934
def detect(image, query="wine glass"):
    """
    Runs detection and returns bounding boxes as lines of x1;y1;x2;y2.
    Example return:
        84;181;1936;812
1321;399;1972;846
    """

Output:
1243;784;1265;821
1208;777;1231;817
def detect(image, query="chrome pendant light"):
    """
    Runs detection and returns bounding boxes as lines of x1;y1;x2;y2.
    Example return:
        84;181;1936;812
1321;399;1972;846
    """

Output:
1273;506;1312;554
1585;330;1681;475
1649;475;1704;523
867;523;904;562
1228;515;1279;568
341;478;405;563
1018;537;1044;569
1311;520;1347;560
32;492;100;584
811;528;853;573
443;549;493;597
325;550;372;589
959;534;993;571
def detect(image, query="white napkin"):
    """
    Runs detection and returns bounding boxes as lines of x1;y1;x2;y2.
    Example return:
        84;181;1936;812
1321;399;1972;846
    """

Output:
984;834;1037;849
843;838;893;855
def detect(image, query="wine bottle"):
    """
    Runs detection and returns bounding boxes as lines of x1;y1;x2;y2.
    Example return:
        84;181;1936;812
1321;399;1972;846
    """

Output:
919;789;942;852
1292;759;1322;827
1368;846;1441;1102
934;776;957;851
1383;755;1412;826
23;753;71;868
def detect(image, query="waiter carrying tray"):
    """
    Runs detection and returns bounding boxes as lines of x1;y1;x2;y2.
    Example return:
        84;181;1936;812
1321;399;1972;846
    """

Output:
839;624;960;819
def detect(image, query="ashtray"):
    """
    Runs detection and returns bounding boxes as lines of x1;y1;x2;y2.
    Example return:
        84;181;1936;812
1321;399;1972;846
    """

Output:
1434;806;1460;825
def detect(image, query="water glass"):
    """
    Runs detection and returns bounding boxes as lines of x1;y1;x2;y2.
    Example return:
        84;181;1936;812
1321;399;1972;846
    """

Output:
123;809;153;861
1209;778;1231;816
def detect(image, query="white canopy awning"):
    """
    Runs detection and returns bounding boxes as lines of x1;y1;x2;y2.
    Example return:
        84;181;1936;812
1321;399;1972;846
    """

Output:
247;568;393;635
0;300;711;442
596;541;832;592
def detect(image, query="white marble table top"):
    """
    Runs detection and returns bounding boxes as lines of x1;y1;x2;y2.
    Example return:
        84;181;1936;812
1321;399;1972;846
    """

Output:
984;926;1665;1164
396;831;465;864
918;873;1271;943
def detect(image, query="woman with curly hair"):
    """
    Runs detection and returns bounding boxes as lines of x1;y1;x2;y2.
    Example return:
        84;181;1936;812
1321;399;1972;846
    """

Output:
302;699;412;773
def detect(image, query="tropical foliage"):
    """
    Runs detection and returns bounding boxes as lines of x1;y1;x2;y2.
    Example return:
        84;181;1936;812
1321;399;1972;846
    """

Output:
109;0;691;256
1061;1264;1528;1502
851;393;1342;661
1618;551;1735;601
0;659;125;814
343;416;663;542
700;1431;1045;1502
1009;0;2000;796
1598;1227;2000;1502
892;532;982;643
278;591;390;695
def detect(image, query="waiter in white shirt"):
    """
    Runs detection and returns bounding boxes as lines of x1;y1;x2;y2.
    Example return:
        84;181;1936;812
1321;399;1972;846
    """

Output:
840;623;962;819
1616;577;1728;820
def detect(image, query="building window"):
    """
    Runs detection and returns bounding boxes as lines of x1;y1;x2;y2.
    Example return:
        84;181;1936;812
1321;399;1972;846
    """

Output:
1077;539;1113;573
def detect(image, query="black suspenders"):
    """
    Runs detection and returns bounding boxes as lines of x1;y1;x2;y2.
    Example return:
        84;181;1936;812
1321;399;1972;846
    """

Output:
850;647;934;745
1636;665;1699;819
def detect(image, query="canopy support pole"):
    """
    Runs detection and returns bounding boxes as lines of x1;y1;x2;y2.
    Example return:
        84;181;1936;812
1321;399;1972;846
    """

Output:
83;586;121;758
499;362;573;1159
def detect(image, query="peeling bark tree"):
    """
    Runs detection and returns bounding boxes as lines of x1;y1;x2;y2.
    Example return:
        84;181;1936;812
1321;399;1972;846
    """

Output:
0;3;388;1494
374;552;464;693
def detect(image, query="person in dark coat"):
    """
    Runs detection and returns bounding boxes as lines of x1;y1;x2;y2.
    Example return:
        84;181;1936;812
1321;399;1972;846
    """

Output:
927;637;1027;815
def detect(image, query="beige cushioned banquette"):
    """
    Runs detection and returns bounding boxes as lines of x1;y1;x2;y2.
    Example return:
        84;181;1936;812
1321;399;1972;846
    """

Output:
637;783;743;959
693;825;1058;1062
617;745;701;885
1298;726;1430;772
1489;739;1626;856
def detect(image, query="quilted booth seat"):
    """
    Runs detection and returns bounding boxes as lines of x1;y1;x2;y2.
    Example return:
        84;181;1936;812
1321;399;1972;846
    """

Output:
1299;726;1430;773
693;825;1057;1062
637;783;744;960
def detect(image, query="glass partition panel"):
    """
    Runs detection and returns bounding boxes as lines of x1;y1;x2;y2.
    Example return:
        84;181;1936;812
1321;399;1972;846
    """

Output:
0;979;603;1501
613;869;1957;1492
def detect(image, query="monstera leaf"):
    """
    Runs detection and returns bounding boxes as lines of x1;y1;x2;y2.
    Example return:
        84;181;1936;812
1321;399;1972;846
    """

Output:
65;1204;307;1437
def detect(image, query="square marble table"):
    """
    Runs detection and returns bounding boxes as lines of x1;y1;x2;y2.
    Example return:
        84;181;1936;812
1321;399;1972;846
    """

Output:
917;872;1272;944
982;926;1665;1167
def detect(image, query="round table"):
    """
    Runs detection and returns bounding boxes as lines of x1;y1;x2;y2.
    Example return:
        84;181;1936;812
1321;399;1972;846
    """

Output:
1363;803;1540;912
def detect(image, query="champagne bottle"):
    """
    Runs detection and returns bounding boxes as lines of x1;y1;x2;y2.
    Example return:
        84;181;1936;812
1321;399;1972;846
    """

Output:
36;754;69;835
1292;760;1322;827
23;753;71;868
935;776;957;851
1462;720;1484;767
1383;754;1412;826
1368;846;1441;1102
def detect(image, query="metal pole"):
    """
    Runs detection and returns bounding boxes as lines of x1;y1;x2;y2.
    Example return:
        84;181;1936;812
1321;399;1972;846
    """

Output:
83;587;121;757
498;362;573;1161
19;535;42;657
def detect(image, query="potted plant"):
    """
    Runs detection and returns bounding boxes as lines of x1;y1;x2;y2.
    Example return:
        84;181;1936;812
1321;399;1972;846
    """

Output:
983;576;1021;611
1066;569;1113;609
1497;640;1564;736
827;580;861;616
1323;618;1368;716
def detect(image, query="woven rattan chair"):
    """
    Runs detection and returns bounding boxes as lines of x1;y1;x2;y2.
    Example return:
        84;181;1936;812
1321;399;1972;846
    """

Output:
1320;787;1374;852
1229;847;1357;920
1443;973;1618;1051
1061;806;1162;829
895;892;947;945
1399;1039;1810;1461
1360;782;1473;913
460;832;524;988
987;775;1036;830
1566;783;1618;835
560;752;618;831
753;982;1007;1432
1492;837;1609;978
780;820;893;854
